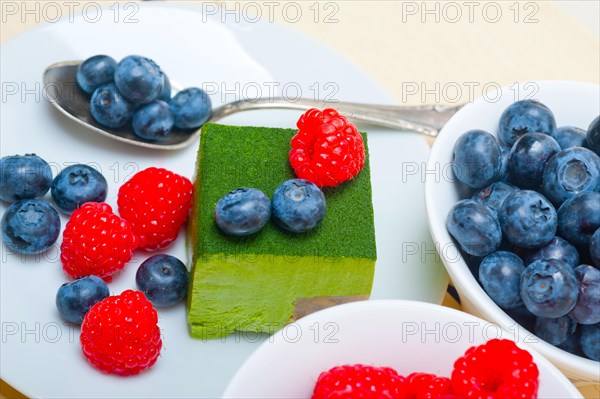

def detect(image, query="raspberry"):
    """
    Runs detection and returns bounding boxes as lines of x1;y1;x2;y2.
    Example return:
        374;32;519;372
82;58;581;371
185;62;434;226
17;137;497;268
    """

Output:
61;202;137;279
311;364;406;399
405;372;454;398
118;167;193;251
451;339;539;399
290;108;365;187
80;290;162;376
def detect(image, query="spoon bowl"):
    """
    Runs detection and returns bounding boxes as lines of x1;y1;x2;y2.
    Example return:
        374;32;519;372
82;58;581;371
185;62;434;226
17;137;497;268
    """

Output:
43;61;464;150
43;60;198;150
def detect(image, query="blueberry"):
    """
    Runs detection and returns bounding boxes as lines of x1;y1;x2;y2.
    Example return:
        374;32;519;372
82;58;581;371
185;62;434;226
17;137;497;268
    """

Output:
0;154;52;203
90;83;133;129
499;240;535;261
542;147;600;206
557;192;600;245
569;265;600;325
114;55;164;104
498;145;512;182
169;87;212;129
56;276;109;324
159;74;171;102
591;229;600;268
135;254;189;307
557;327;584;357
524;236;579;268
479;251;525;309
76;55;117;94
509;133;561;189
1;199;60;254
499;190;557;248
520;259;579;318
272;179;326;233
587;116;600;156
452;130;502;188
463;252;483;276
446;199;501;257
214;188;271;236
50;164;107;213
158;73;171;103
554;126;587;150
498;100;557;147
535;315;577;346
580;323;600;361
132;100;174;141
472;181;516;216
505;305;536;333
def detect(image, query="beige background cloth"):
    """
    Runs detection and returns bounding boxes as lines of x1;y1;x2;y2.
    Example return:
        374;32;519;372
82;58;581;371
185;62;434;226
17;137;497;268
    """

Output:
1;1;599;398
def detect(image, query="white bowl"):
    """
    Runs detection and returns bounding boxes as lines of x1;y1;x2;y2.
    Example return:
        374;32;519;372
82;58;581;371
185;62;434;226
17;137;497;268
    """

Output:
223;300;582;398
425;80;600;385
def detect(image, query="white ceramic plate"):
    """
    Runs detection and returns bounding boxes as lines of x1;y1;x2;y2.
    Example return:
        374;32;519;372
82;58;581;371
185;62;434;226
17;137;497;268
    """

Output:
0;3;448;398
224;300;583;398
425;81;600;384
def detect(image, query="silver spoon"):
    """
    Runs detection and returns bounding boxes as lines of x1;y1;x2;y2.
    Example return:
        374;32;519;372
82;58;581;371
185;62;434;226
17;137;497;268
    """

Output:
43;60;463;150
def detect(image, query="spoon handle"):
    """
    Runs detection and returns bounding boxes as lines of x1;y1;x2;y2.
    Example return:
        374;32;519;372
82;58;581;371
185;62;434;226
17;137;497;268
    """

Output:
210;97;464;137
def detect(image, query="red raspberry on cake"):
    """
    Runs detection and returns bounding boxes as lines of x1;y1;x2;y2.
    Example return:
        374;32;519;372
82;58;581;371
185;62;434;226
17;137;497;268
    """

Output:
405;372;454;398
118;167;193;251
61;202;137;279
312;364;406;399
80;290;162;376
290;108;365;187
452;339;539;399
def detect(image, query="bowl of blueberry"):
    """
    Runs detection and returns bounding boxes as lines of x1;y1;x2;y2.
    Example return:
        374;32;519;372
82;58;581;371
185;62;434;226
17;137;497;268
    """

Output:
425;80;600;385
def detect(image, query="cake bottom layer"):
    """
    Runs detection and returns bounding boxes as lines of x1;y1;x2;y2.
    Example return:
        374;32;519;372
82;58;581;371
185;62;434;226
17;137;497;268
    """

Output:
187;253;375;339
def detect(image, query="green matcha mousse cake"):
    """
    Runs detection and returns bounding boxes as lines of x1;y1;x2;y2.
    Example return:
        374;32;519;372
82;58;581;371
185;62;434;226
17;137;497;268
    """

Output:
187;123;377;339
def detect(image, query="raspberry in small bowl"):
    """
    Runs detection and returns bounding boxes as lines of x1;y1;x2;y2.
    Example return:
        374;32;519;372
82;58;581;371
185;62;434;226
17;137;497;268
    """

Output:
223;300;581;398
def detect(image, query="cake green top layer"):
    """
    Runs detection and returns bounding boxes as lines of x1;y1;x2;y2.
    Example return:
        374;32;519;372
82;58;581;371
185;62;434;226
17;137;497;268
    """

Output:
191;123;377;260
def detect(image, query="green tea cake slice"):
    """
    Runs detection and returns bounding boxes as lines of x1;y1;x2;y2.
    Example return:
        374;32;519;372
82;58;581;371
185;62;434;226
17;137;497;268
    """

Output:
187;123;377;339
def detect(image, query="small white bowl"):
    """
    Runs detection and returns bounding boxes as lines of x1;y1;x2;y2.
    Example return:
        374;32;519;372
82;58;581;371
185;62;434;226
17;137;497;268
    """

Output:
223;300;582;398
425;80;600;385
